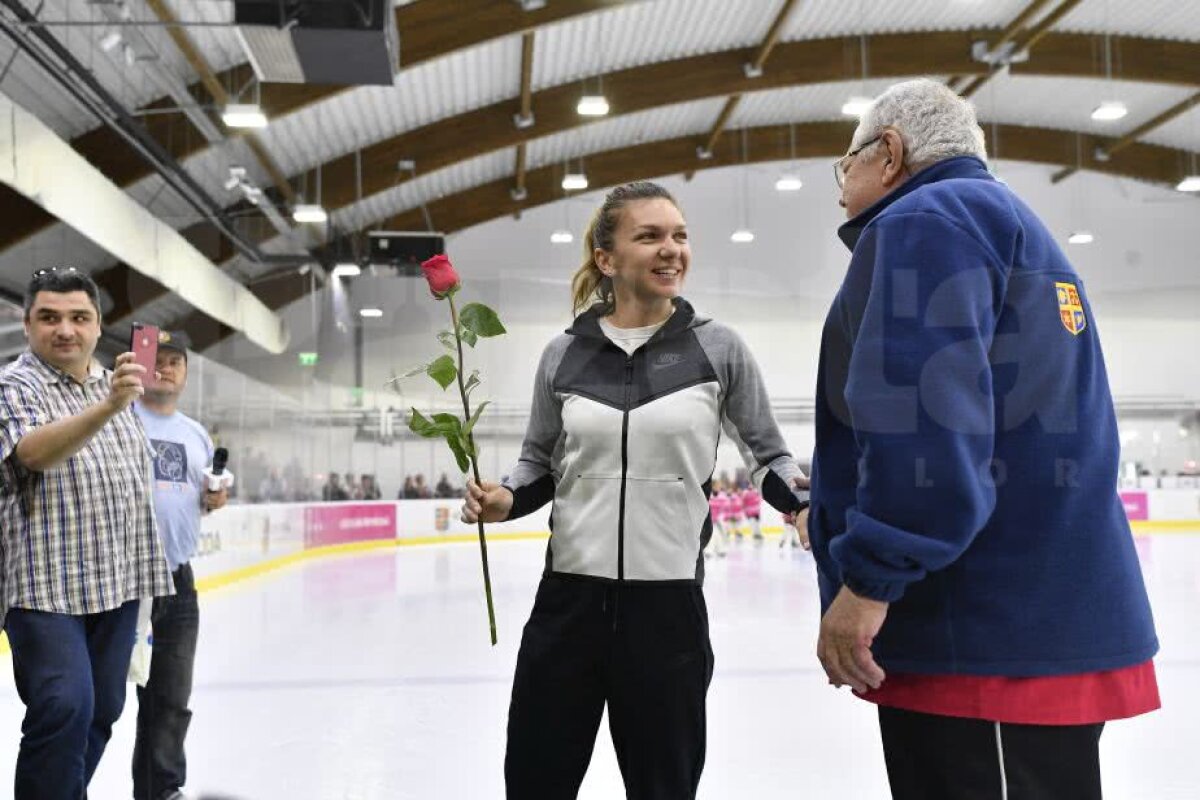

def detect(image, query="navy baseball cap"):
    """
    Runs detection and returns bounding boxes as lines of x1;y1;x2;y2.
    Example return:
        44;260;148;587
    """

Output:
157;330;192;359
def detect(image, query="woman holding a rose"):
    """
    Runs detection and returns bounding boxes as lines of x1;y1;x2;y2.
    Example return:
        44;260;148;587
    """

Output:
462;180;808;798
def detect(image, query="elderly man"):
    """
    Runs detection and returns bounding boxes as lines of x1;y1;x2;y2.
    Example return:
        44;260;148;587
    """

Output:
0;268;174;799
808;78;1159;799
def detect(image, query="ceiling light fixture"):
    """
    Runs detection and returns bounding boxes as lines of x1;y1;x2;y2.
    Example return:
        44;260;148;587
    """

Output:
222;103;268;129
1175;175;1200;193
292;204;328;224
775;174;803;192
1090;100;1128;122
1068;231;1095;245
562;172;588;191
577;95;610;117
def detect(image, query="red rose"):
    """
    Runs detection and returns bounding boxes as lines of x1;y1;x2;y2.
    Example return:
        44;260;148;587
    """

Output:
420;254;460;297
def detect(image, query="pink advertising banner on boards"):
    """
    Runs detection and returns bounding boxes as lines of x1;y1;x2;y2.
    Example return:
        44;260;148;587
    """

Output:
304;503;397;548
1119;491;1149;521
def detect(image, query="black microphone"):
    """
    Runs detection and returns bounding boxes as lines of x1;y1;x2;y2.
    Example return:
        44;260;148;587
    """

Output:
212;447;228;476
206;448;231;492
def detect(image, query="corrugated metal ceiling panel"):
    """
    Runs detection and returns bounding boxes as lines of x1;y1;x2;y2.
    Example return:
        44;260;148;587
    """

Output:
533;0;777;92
782;0;1029;40
254;34;522;178
1140;105;1200;155
333;150;513;235
526;98;726;170
1057;0;1200;42
970;74;1197;145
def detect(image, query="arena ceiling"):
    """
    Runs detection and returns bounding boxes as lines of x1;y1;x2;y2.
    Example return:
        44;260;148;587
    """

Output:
0;0;1196;362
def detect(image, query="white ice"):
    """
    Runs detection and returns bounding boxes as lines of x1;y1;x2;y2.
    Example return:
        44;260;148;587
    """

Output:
1;531;1197;799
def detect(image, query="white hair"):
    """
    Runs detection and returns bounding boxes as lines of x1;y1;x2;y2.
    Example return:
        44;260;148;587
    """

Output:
852;78;988;170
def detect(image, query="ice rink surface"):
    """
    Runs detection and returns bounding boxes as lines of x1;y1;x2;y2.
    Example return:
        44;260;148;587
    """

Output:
1;530;1196;799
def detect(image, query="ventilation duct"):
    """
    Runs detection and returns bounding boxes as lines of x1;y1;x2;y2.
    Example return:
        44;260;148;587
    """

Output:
234;0;398;86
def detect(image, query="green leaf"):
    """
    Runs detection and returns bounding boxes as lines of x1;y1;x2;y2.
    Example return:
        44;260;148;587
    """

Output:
436;330;457;351
463;400;490;438
457;324;478;348
428;413;470;473
407;408;438;438
410;409;464;441
464;370;481;398
426;354;457;390
403;363;428;378
430;412;462;430
459;303;506;338
445;433;471;473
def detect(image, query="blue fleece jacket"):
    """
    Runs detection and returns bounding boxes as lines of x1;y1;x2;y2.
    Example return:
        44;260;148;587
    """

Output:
808;156;1158;676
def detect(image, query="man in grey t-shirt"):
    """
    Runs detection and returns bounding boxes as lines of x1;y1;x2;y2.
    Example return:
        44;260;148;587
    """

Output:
132;331;227;800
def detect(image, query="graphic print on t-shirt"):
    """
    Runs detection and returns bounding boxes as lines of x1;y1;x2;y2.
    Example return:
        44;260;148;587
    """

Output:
150;439;188;484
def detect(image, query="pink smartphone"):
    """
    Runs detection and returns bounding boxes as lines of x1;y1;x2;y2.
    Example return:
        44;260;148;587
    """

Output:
130;322;159;389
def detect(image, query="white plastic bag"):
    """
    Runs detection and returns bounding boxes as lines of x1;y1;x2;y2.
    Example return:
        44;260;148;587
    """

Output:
127;598;154;686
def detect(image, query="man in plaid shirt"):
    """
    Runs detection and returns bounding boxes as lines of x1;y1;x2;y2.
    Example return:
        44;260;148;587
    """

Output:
0;268;174;800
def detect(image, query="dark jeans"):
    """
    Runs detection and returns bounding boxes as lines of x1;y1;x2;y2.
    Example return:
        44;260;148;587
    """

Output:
133;563;200;800
879;706;1105;800
5;599;140;800
506;575;715;800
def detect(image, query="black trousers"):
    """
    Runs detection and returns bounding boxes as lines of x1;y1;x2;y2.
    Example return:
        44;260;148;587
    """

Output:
879;706;1105;800
505;575;715;800
133;563;200;800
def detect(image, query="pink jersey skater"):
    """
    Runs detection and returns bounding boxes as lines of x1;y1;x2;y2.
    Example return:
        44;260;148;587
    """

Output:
741;488;762;517
709;491;730;522
726;491;744;519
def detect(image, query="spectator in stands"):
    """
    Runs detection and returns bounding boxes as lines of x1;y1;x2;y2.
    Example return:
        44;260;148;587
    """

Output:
414;473;432;499
435;472;456;499
361;474;382;501
321;473;349;502
345;472;362;500
401;476;417;499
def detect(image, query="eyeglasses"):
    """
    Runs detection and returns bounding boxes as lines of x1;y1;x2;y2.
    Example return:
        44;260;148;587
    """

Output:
833;135;883;189
31;266;79;277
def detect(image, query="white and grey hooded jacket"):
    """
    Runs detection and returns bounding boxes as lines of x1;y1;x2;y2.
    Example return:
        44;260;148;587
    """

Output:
502;298;808;585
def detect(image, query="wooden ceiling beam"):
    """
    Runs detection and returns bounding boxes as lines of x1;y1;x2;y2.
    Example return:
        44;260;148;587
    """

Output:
282;30;988;213
959;0;1084;98
397;0;646;69
85;26;1200;330
512;32;537;206
172;119;1200;352
165;30;1200;231
5;29;1197;255
1051;91;1200;184
688;0;805;178
948;0;1054;92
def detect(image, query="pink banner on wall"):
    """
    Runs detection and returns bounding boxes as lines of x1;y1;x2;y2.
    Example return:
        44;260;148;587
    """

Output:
304;503;397;548
1119;491;1149;521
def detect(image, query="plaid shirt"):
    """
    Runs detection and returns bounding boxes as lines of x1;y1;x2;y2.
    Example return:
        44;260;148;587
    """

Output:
0;350;172;624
